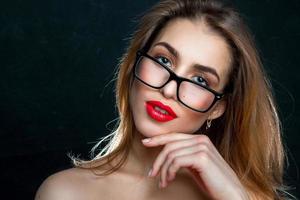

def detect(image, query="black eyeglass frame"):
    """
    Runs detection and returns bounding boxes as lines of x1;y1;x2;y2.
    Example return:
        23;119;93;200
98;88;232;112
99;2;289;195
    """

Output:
133;50;224;113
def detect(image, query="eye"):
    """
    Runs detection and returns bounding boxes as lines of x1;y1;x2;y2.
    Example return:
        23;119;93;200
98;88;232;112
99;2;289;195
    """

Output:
156;56;172;68
192;76;209;87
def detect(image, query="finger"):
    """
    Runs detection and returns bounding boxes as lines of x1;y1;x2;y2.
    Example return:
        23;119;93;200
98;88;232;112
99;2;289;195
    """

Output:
150;138;201;177
167;151;210;182
151;135;213;177
142;132;197;147
160;144;208;187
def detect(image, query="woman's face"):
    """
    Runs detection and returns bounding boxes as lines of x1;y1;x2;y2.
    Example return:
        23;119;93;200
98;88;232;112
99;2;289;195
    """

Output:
129;18;232;138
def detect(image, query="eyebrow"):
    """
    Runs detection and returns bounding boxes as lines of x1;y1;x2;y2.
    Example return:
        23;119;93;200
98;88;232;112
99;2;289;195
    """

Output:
153;42;220;83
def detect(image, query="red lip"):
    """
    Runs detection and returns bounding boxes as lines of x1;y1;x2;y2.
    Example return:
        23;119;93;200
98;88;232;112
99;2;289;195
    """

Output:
145;100;177;122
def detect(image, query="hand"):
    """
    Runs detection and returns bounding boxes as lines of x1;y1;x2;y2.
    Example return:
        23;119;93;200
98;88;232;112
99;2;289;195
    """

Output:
142;133;249;200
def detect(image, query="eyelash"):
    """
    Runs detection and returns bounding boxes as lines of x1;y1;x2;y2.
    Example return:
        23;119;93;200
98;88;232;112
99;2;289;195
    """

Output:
153;53;211;87
191;76;209;87
155;54;173;68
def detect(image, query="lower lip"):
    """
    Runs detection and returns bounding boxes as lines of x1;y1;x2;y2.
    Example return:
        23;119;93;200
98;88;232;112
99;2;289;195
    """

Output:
145;102;176;122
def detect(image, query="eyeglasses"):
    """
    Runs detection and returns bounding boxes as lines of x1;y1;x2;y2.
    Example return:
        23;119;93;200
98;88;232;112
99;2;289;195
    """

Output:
133;50;224;112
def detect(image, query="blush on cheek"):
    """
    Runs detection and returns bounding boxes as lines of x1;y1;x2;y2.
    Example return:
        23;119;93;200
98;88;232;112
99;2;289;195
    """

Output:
179;82;215;111
180;92;213;111
193;98;212;110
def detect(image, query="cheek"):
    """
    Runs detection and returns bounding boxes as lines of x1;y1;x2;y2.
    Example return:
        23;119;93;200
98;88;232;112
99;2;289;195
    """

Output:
179;83;215;111
129;81;147;135
178;111;208;134
129;79;149;123
129;81;139;113
129;80;144;106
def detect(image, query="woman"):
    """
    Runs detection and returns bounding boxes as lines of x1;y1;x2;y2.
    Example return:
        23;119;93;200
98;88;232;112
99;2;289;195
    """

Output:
35;0;289;199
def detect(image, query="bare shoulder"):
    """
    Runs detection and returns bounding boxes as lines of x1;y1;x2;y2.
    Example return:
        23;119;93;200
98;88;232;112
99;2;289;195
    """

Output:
34;167;105;200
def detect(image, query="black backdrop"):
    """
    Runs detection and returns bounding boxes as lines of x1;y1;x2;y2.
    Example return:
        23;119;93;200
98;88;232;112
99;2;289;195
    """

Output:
1;0;299;199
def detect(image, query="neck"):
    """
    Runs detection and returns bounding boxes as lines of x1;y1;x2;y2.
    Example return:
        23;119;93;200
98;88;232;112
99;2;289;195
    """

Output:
121;130;163;178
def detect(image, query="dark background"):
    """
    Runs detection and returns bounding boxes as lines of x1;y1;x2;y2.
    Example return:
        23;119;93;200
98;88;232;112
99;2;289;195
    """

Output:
0;0;299;199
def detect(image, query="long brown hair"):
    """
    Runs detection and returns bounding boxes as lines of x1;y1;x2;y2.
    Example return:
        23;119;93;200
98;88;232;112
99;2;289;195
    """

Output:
70;0;288;199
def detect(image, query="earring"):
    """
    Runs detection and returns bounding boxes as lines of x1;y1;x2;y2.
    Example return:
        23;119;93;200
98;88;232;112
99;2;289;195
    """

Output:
206;119;212;130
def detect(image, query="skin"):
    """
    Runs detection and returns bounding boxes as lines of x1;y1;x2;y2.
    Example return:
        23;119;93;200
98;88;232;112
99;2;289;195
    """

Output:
35;18;249;200
128;18;249;199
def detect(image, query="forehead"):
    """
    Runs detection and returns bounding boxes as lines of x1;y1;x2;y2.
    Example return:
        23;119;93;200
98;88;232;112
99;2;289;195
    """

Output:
150;18;232;88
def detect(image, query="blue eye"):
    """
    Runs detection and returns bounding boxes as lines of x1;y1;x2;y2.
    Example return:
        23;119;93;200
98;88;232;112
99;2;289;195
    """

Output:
156;56;172;68
192;76;209;86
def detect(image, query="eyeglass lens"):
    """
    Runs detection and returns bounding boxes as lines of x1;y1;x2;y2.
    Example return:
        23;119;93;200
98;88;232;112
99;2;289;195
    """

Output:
135;55;216;112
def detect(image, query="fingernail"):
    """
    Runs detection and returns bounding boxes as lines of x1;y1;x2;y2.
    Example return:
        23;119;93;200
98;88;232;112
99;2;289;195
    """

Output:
147;168;152;177
142;138;151;143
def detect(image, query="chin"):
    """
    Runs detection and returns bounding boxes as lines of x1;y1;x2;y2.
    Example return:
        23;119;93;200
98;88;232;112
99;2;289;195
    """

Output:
133;115;170;138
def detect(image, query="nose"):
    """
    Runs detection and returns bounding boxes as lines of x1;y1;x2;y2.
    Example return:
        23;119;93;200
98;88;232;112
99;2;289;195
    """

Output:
160;80;178;101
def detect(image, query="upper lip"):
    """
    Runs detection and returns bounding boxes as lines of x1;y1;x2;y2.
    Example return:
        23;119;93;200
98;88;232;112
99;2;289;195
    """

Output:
147;100;177;118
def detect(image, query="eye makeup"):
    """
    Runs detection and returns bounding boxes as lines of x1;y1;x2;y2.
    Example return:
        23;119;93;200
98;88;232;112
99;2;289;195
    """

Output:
150;44;219;88
150;48;176;69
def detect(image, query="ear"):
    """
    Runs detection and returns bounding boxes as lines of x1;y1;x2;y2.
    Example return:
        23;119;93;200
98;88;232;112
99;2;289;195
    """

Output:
208;100;226;120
